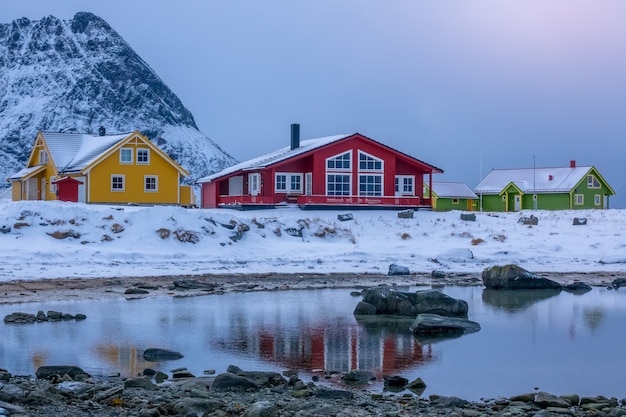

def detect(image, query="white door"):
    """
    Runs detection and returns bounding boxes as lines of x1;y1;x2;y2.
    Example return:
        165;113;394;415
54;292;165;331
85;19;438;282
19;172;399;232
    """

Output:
229;176;244;196
248;173;260;196
26;178;38;200
75;176;86;203
514;195;521;211
305;173;312;196
40;177;46;200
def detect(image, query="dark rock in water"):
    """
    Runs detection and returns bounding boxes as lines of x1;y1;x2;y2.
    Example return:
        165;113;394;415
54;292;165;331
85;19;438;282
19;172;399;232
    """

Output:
357;286;468;317
431;395;469;408
406;377;427;395
212;373;258;391
383;375;408;388
482;265;562;290
226;366;286;387
4;312;38;324
410;313;481;336
125;288;149;295
388;263;410;276
143;368;157;376
610;277;626;290
341;370;375;385
564;282;592;294
36;366;89;381
353;301;377;315
143;348;184;362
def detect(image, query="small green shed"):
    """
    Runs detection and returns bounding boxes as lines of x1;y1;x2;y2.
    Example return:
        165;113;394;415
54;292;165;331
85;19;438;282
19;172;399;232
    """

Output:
425;181;478;212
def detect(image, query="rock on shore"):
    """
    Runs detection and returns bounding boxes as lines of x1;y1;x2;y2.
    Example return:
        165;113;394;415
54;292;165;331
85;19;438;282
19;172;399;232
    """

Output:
0;366;625;417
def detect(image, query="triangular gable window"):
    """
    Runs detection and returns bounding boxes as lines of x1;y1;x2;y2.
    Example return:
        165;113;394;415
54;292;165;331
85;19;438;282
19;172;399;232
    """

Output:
326;151;351;170
358;151;383;171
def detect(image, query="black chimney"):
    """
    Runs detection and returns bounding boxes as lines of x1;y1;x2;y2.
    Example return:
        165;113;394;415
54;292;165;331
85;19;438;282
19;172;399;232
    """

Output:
290;123;300;150
98;126;106;136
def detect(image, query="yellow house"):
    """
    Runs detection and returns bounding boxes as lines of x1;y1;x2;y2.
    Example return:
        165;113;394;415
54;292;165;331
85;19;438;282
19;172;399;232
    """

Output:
8;130;195;206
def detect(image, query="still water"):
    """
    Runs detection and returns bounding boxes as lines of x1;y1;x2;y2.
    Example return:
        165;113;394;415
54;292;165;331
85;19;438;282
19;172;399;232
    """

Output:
1;285;625;400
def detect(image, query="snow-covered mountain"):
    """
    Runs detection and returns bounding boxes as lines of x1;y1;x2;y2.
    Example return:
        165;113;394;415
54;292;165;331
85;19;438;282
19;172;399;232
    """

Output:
0;12;236;185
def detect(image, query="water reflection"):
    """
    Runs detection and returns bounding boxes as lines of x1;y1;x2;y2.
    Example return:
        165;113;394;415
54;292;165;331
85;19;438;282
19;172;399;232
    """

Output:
481;288;562;312
1;286;626;400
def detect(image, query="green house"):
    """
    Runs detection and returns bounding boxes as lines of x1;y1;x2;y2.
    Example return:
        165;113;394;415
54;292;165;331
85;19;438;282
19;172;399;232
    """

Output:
474;161;616;211
424;181;478;211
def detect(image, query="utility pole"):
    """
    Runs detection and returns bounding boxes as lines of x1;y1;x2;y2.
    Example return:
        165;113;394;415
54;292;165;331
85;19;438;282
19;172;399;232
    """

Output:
533;155;537;210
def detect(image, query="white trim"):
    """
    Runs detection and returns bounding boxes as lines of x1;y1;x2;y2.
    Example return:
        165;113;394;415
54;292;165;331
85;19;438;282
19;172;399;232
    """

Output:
144;175;158;192
120;147;133;164
137;148;150;165
275;172;303;193
594;194;601;206
326;173;351;196
305;172;312;196
325;150;352;171
574;194;584;205
111;174;125;192
358;174;383;196
358;150;384;172
248;173;261;195
394;175;415;196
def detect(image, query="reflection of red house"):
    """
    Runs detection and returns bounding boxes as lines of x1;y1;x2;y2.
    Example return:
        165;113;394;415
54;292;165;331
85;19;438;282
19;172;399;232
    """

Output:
197;124;443;210
52;176;84;202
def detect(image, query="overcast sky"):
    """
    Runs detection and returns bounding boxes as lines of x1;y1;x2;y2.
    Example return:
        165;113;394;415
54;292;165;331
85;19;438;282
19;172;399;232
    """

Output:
4;1;626;207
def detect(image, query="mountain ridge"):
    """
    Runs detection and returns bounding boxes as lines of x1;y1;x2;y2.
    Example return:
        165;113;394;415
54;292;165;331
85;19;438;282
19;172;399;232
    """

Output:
0;11;236;186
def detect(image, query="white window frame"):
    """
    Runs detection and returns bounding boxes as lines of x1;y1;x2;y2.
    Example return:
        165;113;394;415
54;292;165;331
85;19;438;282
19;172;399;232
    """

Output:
275;173;303;193
452;198;460;205
574;194;584;205
394;175;415;196
144;175;158;192
594;194;601;206
120;148;133;164
326;174;351;196
326;151;352;171
248;173;260;195
111;174;125;192
50;176;57;193
587;175;600;189
358;150;383;172
358;174;383;196
305;172;312;196
39;150;48;164
137;148;150;164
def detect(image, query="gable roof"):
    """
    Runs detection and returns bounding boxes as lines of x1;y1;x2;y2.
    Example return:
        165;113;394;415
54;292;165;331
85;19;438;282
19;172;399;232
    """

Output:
42;132;131;173
197;132;443;183
430;181;477;199
474;166;610;194
7;164;46;181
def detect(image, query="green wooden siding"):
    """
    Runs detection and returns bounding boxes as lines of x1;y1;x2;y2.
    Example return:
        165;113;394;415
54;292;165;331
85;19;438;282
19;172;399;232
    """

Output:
433;197;476;212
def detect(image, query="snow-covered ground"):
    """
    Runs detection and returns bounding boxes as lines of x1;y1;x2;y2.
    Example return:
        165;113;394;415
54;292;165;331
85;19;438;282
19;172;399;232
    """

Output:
0;200;624;281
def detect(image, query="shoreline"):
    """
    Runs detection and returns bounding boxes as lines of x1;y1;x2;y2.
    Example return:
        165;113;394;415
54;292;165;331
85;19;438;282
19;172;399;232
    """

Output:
0;270;622;305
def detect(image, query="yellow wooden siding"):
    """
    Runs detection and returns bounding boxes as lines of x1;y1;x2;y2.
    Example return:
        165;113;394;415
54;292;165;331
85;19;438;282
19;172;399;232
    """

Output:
180;185;195;206
11;182;22;201
87;145;182;204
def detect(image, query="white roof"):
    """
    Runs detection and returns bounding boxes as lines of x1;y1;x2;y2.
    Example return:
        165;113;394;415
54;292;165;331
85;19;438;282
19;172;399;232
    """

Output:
197;134;350;182
474;166;593;194
43;132;131;173
7;164;46;181
431;181;477;199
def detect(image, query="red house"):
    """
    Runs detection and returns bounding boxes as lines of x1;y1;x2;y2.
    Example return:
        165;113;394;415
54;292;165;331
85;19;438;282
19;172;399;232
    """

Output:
197;125;443;210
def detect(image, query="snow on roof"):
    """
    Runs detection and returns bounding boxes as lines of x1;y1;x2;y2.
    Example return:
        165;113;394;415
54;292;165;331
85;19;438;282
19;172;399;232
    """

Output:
431;181;477;199
7;164;46;181
197;134;351;182
474;166;593;194
44;132;131;172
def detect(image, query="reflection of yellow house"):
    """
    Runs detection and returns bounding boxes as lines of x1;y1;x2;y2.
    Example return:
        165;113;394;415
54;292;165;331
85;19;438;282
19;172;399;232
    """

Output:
8;130;195;206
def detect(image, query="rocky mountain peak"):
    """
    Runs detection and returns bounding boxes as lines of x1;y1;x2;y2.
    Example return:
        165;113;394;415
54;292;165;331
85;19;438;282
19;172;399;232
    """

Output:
0;12;236;187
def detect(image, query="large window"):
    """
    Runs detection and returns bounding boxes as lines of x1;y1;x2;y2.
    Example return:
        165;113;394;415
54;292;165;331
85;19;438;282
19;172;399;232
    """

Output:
358;151;383;171
120;148;133;164
275;173;303;193
327;174;351;196
144;175;158;192
111;175;125;191
587;175;600;189
137;149;150;164
394;176;414;196
359;174;382;196
326;151;351;170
